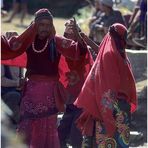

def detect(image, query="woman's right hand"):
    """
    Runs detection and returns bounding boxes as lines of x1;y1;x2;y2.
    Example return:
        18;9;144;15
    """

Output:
5;31;18;40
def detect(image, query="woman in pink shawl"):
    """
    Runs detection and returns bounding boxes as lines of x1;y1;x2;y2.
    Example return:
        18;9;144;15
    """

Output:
74;23;137;147
1;9;92;148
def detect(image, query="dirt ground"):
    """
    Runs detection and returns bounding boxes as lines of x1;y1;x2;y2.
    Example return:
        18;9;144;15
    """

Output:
1;14;68;35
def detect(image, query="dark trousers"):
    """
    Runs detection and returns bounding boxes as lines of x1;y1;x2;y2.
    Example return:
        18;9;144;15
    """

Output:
58;104;82;148
2;91;21;123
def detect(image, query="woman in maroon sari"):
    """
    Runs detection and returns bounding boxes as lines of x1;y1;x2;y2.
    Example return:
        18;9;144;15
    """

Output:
1;9;92;148
74;23;137;147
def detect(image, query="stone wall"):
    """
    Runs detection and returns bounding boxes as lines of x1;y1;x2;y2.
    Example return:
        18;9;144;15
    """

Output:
127;49;147;146
126;49;147;82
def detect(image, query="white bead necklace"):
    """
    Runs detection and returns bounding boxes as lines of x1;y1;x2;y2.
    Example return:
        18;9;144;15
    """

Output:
32;39;49;53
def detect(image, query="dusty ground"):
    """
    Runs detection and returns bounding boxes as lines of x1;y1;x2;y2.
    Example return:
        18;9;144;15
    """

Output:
130;80;147;147
1;14;68;35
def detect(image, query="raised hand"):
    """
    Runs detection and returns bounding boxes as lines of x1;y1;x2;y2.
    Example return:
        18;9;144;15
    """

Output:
5;31;18;40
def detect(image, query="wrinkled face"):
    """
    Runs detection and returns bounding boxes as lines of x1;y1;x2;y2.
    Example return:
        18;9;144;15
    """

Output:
36;19;55;39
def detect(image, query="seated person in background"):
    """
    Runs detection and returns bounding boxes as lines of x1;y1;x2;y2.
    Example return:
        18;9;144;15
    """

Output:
1;32;24;124
132;11;147;49
89;0;104;39
127;0;147;49
1;64;24;123
128;0;141;29
90;0;126;44
126;0;141;48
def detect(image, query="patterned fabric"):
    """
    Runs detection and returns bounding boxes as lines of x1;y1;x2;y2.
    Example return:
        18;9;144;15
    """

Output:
18;79;60;147
20;79;58;120
82;99;130;148
95;99;130;148
1;23;36;60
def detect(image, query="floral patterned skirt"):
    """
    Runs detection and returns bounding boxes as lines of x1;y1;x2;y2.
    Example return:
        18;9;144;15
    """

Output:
17;79;60;148
82;99;131;148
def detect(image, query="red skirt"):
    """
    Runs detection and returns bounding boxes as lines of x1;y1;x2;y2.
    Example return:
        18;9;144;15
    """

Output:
17;77;60;148
18;115;60;148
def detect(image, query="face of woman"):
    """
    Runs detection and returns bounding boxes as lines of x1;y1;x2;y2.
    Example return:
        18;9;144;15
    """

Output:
36;19;55;40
